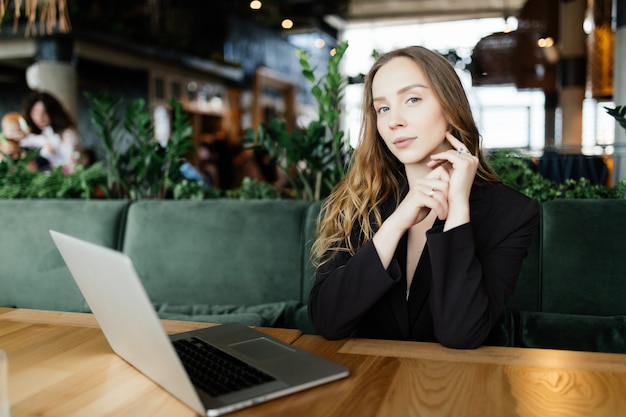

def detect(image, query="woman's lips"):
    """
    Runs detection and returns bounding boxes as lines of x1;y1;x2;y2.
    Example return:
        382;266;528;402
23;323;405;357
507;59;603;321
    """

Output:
393;137;416;149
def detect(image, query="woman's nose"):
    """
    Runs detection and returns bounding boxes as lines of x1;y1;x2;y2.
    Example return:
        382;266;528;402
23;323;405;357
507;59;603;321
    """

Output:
387;109;406;128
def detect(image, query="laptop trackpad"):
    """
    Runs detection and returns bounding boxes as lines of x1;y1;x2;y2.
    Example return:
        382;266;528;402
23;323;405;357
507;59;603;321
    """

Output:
229;337;295;361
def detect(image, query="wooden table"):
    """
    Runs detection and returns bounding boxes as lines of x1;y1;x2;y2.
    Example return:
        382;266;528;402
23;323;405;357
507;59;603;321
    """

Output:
1;308;626;417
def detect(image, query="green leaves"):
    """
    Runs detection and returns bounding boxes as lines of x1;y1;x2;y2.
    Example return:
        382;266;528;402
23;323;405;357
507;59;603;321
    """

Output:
487;149;626;201
85;93;194;199
0;151;108;199
605;105;626;131
245;41;352;200
225;177;281;200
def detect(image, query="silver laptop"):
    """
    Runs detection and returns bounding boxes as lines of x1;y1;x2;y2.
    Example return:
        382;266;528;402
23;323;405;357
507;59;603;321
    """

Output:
49;230;349;417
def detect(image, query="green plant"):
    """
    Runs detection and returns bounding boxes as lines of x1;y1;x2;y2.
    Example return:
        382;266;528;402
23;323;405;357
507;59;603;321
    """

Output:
243;41;352;200
0;149;108;199
487;149;626;201
85;92;194;199
172;179;222;200
84;92;124;196
486;149;558;201
605;105;626;131
224;177;282;199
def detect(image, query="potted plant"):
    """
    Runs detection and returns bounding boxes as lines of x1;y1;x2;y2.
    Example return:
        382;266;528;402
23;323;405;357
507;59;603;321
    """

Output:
243;41;353;200
486;149;626;201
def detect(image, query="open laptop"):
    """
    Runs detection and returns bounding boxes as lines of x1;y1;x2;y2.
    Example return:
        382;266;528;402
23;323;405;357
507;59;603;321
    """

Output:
49;230;349;416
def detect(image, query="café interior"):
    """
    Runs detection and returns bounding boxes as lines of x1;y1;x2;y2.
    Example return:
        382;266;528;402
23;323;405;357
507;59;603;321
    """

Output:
0;0;625;187
1;1;626;417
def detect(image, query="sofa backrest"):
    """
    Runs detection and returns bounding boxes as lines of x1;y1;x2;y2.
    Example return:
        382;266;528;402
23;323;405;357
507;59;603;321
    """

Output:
122;199;315;307
0;199;129;311
540;199;626;315
3;196;624;344
302;200;323;304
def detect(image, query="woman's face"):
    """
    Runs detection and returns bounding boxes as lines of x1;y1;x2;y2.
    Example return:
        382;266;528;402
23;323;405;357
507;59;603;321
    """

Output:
372;56;450;166
30;101;51;130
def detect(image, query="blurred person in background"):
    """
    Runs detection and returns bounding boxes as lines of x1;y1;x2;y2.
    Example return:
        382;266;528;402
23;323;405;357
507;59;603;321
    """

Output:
20;91;80;173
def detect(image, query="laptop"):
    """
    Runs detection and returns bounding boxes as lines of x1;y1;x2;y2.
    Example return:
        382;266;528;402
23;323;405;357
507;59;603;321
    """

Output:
49;230;349;416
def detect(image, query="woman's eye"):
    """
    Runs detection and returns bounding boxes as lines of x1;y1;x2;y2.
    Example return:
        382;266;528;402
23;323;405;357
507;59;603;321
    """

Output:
407;97;420;104
377;106;389;114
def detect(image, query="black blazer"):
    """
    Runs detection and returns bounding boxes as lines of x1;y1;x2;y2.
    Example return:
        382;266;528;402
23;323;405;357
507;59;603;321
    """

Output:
308;183;540;348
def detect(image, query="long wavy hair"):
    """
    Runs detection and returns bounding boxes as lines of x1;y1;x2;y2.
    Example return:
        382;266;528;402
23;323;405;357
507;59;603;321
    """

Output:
311;46;501;266
22;91;75;135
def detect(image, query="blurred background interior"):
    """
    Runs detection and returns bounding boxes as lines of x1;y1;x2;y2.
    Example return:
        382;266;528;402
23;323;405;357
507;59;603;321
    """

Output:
0;0;624;189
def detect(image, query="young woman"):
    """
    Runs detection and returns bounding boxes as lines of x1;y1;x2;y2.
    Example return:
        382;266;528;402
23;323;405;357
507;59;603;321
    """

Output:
308;46;539;349
21;91;80;173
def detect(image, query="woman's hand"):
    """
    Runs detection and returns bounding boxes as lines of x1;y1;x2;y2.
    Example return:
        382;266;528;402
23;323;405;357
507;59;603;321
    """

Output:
373;167;449;268
427;132;478;230
392;166;450;231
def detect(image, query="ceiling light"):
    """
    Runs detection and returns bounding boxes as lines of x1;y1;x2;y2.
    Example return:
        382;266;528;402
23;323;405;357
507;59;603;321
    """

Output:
281;19;294;30
503;16;517;33
250;0;262;10
537;37;555;48
314;38;326;48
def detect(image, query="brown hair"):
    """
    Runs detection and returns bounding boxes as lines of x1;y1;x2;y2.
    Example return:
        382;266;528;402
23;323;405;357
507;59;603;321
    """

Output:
22;91;75;135
311;46;500;266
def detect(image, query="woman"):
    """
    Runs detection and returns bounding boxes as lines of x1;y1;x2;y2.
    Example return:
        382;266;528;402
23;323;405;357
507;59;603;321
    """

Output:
308;46;539;349
21;91;80;173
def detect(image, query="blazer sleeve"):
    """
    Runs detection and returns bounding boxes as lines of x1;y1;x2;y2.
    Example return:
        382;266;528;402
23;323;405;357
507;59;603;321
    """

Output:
308;239;403;339
426;195;540;348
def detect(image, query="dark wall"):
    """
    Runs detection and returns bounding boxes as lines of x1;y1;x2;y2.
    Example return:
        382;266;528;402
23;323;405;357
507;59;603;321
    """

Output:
225;15;335;107
76;58;149;157
0;74;31;123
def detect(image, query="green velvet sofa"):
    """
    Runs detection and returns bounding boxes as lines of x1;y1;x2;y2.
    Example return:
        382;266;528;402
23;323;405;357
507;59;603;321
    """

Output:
503;199;626;353
0;198;625;353
0;199;320;333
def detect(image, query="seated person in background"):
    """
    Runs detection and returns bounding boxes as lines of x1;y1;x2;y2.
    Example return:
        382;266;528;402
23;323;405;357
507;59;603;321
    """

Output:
20;91;80;173
0;112;36;171
78;148;97;168
308;46;539;349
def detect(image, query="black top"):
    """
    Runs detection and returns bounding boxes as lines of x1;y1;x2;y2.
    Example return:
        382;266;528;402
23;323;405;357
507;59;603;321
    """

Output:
308;183;540;348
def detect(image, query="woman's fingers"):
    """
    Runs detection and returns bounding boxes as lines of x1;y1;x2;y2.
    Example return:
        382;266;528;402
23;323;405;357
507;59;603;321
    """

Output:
415;176;449;220
444;131;469;153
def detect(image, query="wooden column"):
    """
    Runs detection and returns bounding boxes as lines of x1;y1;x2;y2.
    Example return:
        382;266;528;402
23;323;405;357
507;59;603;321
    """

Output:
558;0;587;152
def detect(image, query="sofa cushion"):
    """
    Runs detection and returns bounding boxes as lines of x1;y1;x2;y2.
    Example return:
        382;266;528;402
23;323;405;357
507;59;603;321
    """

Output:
519;311;626;353
541;199;626;316
122;199;314;307
0;199;129;312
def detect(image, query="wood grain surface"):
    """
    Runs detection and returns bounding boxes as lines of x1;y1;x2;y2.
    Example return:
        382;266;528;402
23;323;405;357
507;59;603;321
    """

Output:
1;308;626;417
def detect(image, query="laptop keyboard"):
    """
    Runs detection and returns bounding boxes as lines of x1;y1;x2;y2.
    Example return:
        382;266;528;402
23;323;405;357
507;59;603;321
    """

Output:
173;337;276;397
